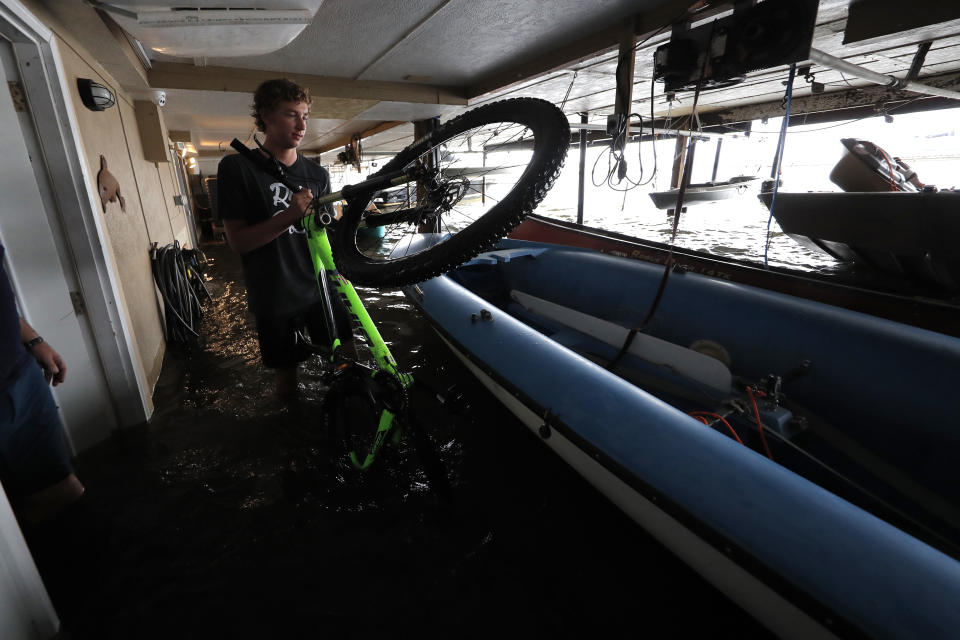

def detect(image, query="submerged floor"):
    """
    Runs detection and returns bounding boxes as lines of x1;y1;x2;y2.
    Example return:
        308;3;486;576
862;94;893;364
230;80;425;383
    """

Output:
56;243;771;638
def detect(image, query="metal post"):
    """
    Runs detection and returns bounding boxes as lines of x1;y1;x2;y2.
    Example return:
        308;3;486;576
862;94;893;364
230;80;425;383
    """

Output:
809;47;960;101
711;137;723;183
770;64;797;181
577;113;587;225
613;19;636;154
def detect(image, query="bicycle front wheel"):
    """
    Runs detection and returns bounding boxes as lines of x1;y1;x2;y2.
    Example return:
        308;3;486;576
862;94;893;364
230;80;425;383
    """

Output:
333;98;570;287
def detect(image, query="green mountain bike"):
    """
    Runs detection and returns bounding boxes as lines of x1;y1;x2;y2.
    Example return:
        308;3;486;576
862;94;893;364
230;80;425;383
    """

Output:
231;97;570;472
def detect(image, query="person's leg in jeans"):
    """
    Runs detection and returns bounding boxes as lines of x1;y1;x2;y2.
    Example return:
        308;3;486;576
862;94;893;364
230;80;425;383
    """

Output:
0;363;83;525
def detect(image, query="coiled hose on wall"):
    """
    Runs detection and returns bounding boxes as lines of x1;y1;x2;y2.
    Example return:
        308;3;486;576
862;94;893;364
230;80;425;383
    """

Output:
150;241;211;343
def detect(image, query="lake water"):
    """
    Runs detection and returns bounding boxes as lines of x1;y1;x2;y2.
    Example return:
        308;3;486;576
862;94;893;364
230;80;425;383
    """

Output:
333;107;958;275
533;110;959;273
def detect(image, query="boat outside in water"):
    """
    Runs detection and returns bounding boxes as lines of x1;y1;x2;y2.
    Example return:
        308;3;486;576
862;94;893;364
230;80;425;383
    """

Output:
649;175;762;210
760;190;960;291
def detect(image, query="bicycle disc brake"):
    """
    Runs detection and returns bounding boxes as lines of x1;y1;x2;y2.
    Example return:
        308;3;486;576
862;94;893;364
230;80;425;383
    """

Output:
403;160;471;225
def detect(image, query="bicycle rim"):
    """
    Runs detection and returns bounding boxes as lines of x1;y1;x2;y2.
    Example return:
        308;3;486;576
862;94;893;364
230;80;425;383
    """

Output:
333;98;569;287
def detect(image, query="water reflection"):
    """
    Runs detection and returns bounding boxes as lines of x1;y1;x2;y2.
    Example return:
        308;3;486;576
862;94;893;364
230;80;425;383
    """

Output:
542;195;837;271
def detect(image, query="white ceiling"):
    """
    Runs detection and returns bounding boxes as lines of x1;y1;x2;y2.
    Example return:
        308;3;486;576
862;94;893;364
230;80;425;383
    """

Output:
40;0;684;154
36;0;960;166
156;0;662;85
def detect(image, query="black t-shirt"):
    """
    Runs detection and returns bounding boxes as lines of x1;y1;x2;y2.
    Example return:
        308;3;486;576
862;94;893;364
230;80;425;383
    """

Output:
217;152;330;318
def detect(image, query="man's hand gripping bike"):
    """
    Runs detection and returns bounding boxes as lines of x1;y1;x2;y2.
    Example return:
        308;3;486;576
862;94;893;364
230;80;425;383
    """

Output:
231;98;570;471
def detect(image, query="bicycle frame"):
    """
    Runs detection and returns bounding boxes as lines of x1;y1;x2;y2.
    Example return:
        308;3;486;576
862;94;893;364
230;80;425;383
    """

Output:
302;213;413;470
227;136;419;469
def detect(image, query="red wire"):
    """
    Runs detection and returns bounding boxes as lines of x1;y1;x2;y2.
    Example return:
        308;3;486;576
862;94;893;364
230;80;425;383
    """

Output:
877;147;898;191
746;387;775;460
689;411;744;444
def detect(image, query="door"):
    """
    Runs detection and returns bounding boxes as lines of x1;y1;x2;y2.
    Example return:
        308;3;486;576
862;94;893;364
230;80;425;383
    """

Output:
171;150;201;249
0;37;117;450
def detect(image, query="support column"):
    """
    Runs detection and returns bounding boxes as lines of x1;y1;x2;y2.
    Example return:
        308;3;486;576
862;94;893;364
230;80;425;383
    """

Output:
613;19;636;153
577;112;587;225
711;138;723;183
668;135;697;216
671;135;687;189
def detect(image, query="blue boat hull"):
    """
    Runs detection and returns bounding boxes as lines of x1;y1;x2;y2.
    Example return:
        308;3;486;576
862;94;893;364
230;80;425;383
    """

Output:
403;237;960;639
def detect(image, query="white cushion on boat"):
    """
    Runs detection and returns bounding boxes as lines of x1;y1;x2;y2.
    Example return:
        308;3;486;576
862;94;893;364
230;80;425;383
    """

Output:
510;290;733;393
463;248;549;266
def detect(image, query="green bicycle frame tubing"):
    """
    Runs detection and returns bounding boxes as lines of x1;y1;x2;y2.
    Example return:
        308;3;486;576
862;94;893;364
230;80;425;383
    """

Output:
302;215;413;389
349;409;396;470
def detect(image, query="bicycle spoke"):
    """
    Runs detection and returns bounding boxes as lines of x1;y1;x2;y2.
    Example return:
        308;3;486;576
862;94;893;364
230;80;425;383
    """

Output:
461;186;502;205
440;215;453;237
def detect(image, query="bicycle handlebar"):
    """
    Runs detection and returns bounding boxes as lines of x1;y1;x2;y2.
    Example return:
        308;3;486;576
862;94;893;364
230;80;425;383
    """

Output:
229;138;302;194
229;138;412;209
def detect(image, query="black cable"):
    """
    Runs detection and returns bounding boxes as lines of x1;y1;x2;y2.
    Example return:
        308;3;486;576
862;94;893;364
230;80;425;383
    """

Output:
150;241;211;343
590;108;660;192
593;4;700;192
606;23;712;371
643;75;659;187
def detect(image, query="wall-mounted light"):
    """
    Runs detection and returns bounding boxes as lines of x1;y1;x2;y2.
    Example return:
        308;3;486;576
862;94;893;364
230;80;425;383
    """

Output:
77;78;116;111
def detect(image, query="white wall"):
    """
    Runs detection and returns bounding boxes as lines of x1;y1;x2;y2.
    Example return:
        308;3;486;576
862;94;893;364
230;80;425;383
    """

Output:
0;486;58;639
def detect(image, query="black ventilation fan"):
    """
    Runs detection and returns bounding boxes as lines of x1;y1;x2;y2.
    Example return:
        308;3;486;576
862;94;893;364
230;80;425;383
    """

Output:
654;0;819;93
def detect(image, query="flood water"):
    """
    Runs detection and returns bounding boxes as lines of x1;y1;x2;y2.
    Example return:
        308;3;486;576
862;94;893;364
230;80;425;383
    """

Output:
541;188;840;272
61;243;772;638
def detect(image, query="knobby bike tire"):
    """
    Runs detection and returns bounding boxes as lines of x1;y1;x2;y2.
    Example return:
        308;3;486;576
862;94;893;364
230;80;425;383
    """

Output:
333;98;570;287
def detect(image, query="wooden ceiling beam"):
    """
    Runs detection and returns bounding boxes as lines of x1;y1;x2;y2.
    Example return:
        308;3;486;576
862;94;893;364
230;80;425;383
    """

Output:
697;70;960;126
147;61;468;105
316;121;405;154
193;120;406;157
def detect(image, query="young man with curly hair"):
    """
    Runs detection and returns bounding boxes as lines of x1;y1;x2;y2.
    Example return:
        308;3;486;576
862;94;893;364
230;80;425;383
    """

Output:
218;79;354;398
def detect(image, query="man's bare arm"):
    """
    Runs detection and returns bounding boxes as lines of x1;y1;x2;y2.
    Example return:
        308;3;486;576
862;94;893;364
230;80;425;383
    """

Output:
20;317;66;386
224;188;313;254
